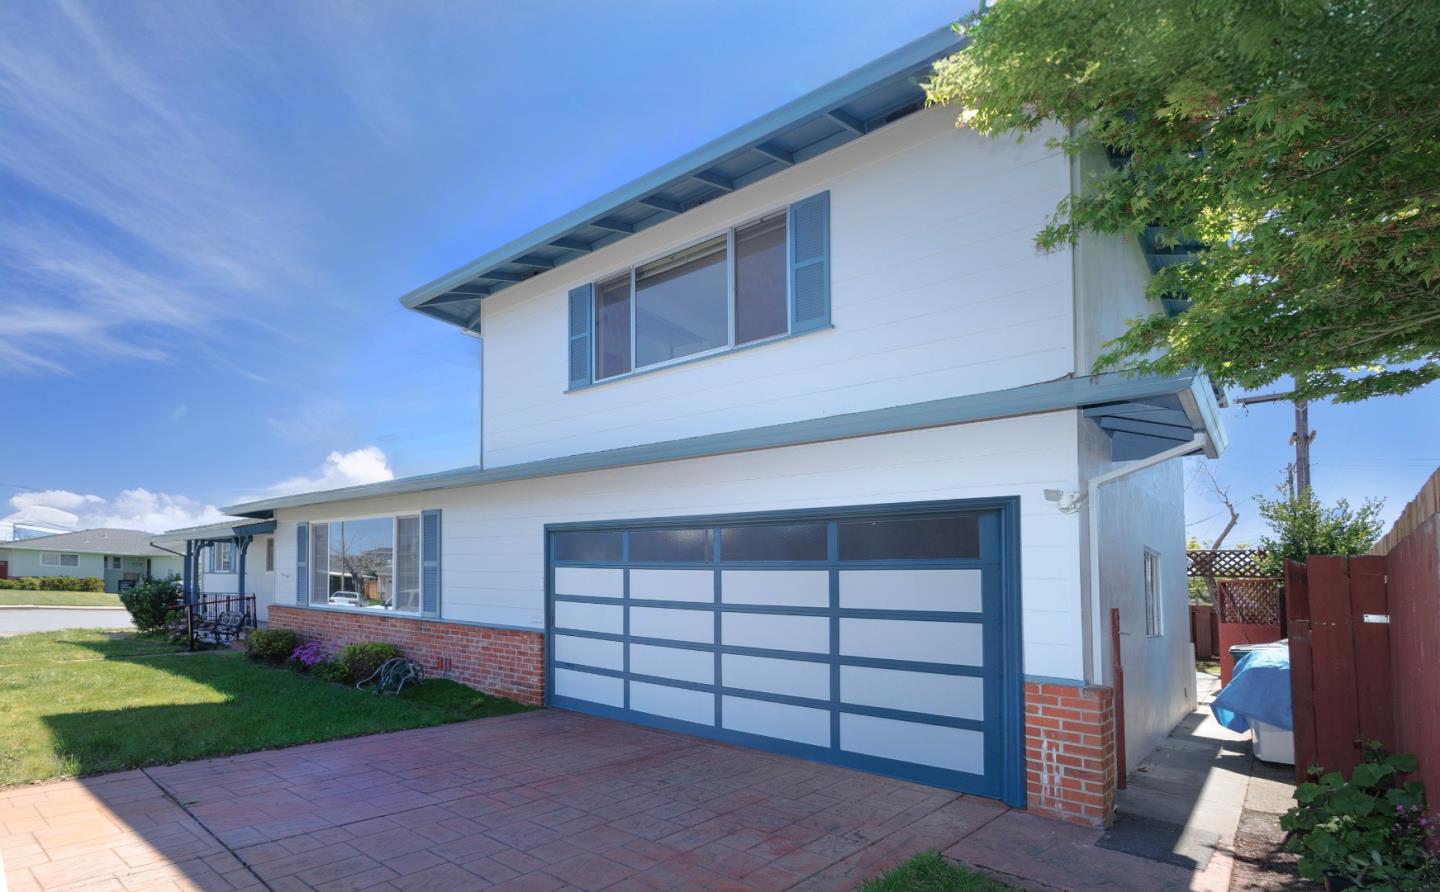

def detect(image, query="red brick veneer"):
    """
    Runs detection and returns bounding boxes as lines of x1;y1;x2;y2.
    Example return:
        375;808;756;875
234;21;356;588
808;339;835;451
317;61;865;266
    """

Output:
268;605;545;705
1024;682;1118;827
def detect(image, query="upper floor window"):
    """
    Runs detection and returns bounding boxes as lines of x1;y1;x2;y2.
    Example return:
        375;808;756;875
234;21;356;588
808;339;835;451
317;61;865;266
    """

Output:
40;552;79;567
569;192;830;389
593;214;788;381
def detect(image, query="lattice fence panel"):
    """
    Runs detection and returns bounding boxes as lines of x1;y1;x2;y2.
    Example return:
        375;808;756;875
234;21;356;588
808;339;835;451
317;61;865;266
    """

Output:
1216;578;1284;625
1187;549;1268;579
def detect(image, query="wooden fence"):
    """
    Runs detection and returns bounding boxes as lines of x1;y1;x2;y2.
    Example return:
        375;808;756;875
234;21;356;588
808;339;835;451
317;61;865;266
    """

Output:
1288;467;1440;794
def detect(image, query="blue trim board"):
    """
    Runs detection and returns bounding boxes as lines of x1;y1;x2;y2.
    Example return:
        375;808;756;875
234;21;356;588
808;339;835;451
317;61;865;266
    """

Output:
542;497;1027;808
223;370;1216;518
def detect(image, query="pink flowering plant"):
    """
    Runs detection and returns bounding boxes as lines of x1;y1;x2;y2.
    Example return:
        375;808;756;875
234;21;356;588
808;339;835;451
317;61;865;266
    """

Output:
1282;743;1439;890
289;641;332;671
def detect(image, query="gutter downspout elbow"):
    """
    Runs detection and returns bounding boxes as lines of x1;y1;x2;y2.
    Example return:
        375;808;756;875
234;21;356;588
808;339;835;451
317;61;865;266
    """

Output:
1087;434;1208;684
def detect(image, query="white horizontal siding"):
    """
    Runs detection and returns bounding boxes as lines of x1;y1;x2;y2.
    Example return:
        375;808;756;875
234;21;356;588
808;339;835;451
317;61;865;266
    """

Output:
479;107;1073;467
270;410;1087;681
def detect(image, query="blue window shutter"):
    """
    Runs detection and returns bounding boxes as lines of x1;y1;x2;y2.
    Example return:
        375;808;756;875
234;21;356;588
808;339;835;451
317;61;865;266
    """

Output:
568;284;593;388
421;509;442;616
295;522;309;603
789;191;831;333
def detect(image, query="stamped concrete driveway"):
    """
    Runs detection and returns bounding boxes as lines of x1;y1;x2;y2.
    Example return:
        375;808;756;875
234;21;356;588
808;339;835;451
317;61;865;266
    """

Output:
0;710;1196;891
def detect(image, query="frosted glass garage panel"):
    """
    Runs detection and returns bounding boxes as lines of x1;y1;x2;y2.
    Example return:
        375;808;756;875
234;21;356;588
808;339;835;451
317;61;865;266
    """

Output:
723;612;829;653
555;601;623;635
722;696;830;747
631;643;713;684
839;618;983;666
555;668;623;707
630;606;714;643
554;635;623;671
554;567;623;598
841;666;983;720
630;569;714;603
841;714;985;775
722;653;830;700
630;681;714;726
721;570;829;608
839;569;982;613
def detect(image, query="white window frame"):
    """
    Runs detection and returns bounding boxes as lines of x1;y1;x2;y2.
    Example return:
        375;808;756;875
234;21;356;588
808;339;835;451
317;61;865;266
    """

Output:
1143;548;1163;637
306;513;424;615
41;552;79;568
210;541;234;574
591;207;793;383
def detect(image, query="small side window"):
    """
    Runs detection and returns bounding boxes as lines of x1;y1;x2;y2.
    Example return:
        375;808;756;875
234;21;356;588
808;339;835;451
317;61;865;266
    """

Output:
1144;549;1163;637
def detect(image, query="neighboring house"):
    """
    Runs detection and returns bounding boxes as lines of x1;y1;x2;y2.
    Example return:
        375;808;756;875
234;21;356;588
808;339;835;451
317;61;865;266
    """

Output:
170;27;1227;827
0;518;73;541
0;528;184;592
153;520;277;620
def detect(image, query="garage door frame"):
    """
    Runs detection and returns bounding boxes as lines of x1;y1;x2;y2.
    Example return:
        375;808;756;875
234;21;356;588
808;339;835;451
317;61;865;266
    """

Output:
544;497;1025;807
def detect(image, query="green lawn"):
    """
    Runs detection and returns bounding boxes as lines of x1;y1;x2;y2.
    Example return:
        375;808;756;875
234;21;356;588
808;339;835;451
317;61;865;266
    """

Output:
0;590;124;607
859;853;1011;891
0;629;534;787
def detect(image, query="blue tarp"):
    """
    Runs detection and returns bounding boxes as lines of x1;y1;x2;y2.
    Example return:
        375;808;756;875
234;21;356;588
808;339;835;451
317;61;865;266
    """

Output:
1211;645;1292;733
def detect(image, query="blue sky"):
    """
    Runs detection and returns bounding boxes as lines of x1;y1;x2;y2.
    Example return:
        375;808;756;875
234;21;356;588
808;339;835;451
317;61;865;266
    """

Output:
1;1;1436;539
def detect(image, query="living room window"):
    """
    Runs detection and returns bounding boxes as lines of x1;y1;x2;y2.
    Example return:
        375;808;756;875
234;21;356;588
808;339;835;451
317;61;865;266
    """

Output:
305;516;420;613
41;552;79;567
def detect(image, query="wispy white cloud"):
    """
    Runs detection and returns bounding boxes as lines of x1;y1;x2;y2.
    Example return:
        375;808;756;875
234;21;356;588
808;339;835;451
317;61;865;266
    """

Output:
2;446;397;535
0;1;330;377
262;447;395;498
2;488;226;534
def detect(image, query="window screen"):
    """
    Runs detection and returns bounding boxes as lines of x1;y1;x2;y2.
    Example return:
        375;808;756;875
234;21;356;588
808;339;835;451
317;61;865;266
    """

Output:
734;215;788;344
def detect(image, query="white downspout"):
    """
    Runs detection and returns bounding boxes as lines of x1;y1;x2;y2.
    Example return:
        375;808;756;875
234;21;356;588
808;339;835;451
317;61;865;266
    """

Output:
1087;433;1209;684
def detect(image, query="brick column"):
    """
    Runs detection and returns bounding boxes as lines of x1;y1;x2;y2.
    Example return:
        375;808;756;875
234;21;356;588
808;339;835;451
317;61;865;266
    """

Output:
1024;682;1117;827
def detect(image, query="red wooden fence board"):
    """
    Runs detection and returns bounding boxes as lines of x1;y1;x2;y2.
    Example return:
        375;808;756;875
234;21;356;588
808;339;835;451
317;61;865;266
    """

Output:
1285;561;1316;782
1307;556;1363;774
1347;556;1394;749
1385;516;1440;803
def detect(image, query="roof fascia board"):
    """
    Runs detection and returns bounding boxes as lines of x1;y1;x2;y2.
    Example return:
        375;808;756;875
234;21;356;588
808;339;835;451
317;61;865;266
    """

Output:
224;370;1202;518
399;25;962;312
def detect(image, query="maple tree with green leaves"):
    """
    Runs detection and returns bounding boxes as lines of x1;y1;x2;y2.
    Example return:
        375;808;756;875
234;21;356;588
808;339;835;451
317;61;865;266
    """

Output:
925;0;1440;402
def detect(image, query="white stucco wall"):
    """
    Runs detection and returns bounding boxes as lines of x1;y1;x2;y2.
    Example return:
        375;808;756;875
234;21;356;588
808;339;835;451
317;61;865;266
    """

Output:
270;411;1089;682
479;107;1075;468
1079;417;1194;772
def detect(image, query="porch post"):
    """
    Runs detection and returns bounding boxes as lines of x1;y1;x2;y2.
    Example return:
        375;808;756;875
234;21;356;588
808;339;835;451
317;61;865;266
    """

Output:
182;540;194;604
236;536;249;598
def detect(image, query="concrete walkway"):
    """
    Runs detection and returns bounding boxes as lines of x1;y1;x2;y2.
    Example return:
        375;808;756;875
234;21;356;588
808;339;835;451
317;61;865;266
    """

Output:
0;710;1213;891
0;607;134;635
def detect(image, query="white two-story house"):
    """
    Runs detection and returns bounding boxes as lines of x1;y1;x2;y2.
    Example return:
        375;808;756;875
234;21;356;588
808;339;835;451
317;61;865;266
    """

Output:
189;27;1226;827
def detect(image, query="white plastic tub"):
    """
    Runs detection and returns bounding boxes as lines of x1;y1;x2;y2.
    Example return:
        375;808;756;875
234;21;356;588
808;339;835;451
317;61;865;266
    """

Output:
1252;720;1295;765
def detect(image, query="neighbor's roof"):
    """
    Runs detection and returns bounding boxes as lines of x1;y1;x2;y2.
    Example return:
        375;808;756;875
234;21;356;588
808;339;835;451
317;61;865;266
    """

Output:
400;25;965;333
0;528;180;557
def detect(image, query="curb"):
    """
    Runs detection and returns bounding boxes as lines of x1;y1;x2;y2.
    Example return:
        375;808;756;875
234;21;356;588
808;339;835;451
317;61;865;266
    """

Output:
0;605;129;611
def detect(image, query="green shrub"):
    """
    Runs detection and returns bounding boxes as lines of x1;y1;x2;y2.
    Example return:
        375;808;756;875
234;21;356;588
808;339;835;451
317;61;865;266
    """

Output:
1282;743;1439;889
337;642;403;684
245;628;303;664
0;576;106;592
118;578;181;633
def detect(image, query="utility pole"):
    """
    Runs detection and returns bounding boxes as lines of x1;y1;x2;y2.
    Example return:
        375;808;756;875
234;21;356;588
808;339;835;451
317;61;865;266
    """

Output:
1236;377;1316;496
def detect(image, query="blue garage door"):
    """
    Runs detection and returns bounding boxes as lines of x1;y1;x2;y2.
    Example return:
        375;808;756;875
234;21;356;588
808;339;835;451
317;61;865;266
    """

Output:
544;500;1024;806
